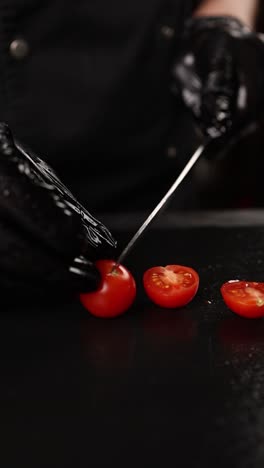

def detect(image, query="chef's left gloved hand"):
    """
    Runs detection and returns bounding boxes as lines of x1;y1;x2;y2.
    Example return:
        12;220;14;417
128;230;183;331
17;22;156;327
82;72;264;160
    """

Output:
0;123;117;302
172;16;264;139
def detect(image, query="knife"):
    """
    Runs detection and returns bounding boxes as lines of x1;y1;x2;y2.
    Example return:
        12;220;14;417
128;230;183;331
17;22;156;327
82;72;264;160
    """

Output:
115;139;211;266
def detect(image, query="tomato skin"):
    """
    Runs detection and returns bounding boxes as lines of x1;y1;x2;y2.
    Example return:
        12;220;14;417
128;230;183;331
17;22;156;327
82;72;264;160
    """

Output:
80;260;136;318
143;265;199;309
221;280;264;319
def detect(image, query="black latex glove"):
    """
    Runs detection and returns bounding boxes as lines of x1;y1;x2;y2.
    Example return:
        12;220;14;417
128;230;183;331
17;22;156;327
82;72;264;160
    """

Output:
0;123;117;300
172;16;264;139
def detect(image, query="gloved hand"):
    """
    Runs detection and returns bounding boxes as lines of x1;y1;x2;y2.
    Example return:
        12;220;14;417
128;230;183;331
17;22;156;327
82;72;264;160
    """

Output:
0;122;117;301
172;16;264;139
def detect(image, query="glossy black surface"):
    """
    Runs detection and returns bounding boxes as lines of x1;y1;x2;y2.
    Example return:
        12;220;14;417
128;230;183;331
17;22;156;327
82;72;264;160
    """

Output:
1;213;264;467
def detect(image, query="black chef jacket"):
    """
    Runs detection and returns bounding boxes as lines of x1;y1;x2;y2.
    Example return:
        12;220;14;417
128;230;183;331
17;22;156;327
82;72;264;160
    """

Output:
0;0;201;212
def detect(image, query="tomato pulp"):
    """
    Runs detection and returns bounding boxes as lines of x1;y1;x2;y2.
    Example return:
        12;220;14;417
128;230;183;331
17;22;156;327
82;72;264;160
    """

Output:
143;265;199;308
221;280;264;319
80;259;136;318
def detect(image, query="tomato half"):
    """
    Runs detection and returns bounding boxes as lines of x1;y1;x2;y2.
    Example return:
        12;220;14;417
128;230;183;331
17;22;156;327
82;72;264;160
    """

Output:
221;280;264;319
143;265;199;309
80;259;136;318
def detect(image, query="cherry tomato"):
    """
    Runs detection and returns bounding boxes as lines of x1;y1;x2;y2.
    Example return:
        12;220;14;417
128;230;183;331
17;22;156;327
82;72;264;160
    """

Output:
221;280;264;319
80;259;136;318
143;265;199;309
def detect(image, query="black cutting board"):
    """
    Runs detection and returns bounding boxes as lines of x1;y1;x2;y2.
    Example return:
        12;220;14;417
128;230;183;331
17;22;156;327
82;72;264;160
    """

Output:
0;222;263;467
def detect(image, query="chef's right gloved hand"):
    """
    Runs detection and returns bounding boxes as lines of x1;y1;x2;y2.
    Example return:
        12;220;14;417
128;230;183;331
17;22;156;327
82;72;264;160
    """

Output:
172;16;264;140
0;122;117;301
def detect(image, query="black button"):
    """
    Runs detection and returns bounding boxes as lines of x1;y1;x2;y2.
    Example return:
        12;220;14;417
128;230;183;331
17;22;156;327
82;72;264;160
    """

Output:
9;39;30;60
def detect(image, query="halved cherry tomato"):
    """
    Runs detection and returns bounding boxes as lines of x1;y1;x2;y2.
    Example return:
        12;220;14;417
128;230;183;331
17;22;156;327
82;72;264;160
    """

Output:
80;259;136;318
143;265;199;309
221;280;264;319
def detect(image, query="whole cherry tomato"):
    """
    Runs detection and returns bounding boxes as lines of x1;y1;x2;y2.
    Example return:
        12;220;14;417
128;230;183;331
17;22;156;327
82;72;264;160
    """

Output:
80;259;136;318
221;280;264;319
143;265;199;309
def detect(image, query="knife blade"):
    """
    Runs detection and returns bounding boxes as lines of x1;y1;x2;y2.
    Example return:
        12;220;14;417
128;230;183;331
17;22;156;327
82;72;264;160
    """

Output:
115;140;210;266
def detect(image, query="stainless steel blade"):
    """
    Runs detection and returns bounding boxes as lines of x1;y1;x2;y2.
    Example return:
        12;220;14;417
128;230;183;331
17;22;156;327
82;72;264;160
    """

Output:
116;141;209;265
